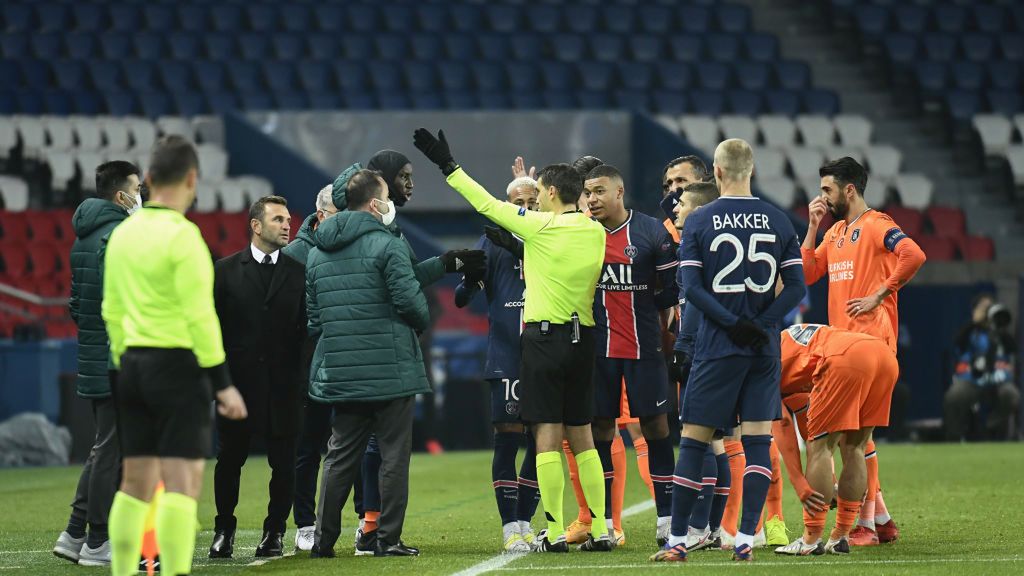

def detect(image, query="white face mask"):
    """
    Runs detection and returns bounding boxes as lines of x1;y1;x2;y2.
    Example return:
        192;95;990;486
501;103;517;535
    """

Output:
124;192;142;215
375;199;396;226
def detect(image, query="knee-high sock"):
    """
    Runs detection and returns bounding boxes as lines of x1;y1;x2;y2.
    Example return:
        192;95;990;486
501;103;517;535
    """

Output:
155;492;198;576
632;435;655;499
688;448;718;531
575;449;608;538
647;435;676;519
763;440;784;524
738;435;772;546
516;431;541;524
802;503;828;542
832;497;863;540
593;441;615;524
859;440;878;530
492;432;520;527
564;440;590;524
670;438;710;543
109;492;149;576
536;451;566;540
611;435;627;532
709;452;731;533
721;440;745;536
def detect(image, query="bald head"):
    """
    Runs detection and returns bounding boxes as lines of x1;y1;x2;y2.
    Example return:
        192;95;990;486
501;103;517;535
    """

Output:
713;138;754;184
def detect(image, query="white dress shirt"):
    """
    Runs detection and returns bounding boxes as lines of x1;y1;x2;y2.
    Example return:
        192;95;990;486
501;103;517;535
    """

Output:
250;243;280;264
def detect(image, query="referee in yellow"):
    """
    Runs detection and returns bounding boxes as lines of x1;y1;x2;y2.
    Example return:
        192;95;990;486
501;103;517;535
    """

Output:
102;135;247;576
414;129;611;552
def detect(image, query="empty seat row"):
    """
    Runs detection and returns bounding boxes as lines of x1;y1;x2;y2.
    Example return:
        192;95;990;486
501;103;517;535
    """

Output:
192;176;274;213
911;61;1024;94
0;116;159;159
0;209;73;243
944;90;1024;121
851;3;1024;35
670;114;875;151
973;114;1024;155
884;33;1024;63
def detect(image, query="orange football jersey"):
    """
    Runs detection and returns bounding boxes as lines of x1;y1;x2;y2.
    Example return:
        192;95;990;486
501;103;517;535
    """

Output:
779;324;882;394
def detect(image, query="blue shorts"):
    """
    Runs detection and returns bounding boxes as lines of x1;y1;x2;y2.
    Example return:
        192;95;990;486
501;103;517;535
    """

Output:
681;356;782;430
594;356;671;419
489;378;522;424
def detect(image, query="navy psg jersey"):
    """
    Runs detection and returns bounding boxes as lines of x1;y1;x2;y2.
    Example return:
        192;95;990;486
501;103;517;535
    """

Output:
593;210;678;360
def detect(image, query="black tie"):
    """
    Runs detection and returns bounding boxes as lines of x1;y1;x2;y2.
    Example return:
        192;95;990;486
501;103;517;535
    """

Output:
262;254;272;265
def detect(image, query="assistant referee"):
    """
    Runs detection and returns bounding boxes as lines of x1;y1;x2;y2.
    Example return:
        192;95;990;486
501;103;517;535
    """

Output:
413;129;612;552
102;135;247;576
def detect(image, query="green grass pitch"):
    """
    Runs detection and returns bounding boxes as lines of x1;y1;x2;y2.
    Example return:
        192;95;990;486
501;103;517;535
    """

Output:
1;443;1022;575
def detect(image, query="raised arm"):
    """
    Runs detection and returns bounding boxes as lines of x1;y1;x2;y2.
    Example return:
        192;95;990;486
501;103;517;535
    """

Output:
800;197;829;285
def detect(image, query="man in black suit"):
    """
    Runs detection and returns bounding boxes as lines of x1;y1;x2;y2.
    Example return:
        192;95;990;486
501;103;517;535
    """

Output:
209;195;307;559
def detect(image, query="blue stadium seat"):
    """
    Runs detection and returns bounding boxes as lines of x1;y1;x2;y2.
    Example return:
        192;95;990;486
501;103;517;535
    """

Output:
271;34;303;61
510;36;542;61
803;89;839;115
43;90;72;115
617;62;653;91
37;4;68;32
477;34;509;60
445;35;478;61
417;5;447;33
728;90;763;115
16;90;44;114
551;36;587;62
614;90;648;111
915;62;948;94
308;94;341;110
885;35;919;64
64;33;94;60
629;36;662;62
334;62;369;91
210;5;242;33
944;90;980;121
486;5;522;34
226;61;262;91
744;33;779;62
578;62;614;91
347;5;378;33
0;92;16;115
437;62;471;92
962;34;995;62
169;35;201;60
923;34;958;61
342;93;376;110
540;62;575;91
668;37;702;61
122;61;159;92
31;33;62;60
2;5;32;32
765;90;802;117
411;93;443;110
506;63;539;92
308;35;337;61
104;92;138;115
53;61;87;91
21;60;52;90
678;5;710;34
239;91;273;111
1001;35;1024;61
0;34;28;59
176;5;207;33
478;92;511;109
312;5;342;32
262;61;295;94
138;90;172;118
246;5;277;32
377;93;410;109
894;5;929;34
240;34;271;60
173;91;206;116
951;61;984;91
974;5;1005;34
934;4;967;34
382;6;414;33
0;61;21;88
471;62;505;91
273;91;309;110
542;91;575;109
403;62;437;92
565;7;598;35
72;91;101;115
87;61;121;90
602;6;635;34
111;5;140;32
637;5;671;35
159;61;192;91
988;61;1020;91
207;92;240;114
591;36;625;63
411;35;443;61
529;5;562;34
368;61;402;92
736;62;771;91
577;91;610;109
296;61;330;93
706;34;741;62
717;4;751;33
699;63;733;90
450;5;481;33
690;90;725;116
132;34;164;60
194;61;226;93
656;63;693;91
444;92;478;110
102;35;129;60
342;36;374;61
204;36;236;61
987;90;1021;116
511;92;543;110
376;35;408;60
652;91;687;115
143;5;174;31
280;5;310;33
71;4;103;32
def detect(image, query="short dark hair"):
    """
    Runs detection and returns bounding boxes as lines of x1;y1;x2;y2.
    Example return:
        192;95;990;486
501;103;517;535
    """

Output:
572;155;604;179
586;164;623;182
536;163;584;206
95;160;139;201
346;169;385;210
248;195;288;235
682;181;720;207
819;157;867;196
148;135;198;187
663;155;708;181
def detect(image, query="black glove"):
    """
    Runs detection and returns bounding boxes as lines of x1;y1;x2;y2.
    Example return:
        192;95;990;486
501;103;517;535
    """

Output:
671;350;692;388
440;249;485;275
413;128;458;175
726;317;769;349
484;225;524;259
463;267;486;284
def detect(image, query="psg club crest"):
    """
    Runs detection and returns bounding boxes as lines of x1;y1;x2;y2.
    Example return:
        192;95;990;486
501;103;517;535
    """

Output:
851;228;861;243
505;401;519;416
624;245;638;259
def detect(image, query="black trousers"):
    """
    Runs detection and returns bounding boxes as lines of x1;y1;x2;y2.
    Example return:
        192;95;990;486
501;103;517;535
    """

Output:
214;416;297;533
67;396;120;541
292;399;333;529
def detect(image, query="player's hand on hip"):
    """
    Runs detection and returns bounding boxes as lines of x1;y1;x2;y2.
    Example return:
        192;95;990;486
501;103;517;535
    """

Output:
216;386;248;420
807;197;828;228
413;128;456;173
846;294;882;318
801;488;828;514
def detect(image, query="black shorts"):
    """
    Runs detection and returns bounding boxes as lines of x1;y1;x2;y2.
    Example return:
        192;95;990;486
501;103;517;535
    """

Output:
489;378;522;424
593;356;671;419
113;347;213;459
519;323;594;426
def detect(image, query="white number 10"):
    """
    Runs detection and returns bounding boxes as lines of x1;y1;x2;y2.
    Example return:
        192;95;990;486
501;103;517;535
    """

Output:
709;233;777;294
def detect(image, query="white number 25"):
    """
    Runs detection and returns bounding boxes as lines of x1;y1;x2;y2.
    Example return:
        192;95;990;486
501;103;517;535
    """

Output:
709;233;777;294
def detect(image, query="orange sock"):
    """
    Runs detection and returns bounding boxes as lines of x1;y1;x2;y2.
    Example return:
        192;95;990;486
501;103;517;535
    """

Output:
611;435;626;532
831;497;863;540
722;440;745;537
364;510;380;533
860;440;878;530
631;435;655;499
802;505;827;543
564;440;591;524
875;490;890;521
763;440;784;523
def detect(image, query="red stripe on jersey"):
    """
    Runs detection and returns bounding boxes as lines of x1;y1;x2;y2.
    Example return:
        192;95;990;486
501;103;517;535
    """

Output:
603;222;640;359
